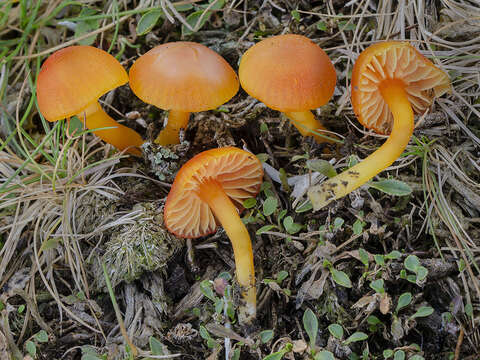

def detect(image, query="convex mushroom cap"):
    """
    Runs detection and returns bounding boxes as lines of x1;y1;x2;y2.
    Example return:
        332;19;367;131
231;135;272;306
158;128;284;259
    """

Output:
37;45;143;156
239;34;336;142
308;41;451;210
164;147;263;324
129;42;239;145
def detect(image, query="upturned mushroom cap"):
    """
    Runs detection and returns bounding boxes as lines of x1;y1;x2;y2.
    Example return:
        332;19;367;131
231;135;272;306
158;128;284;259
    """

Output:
164;147;263;238
129;42;239;112
238;34;336;112
351;41;451;134
37;46;129;122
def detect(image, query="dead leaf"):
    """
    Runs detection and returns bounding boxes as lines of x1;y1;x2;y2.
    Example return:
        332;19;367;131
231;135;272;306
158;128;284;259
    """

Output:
292;339;308;353
380;293;391;315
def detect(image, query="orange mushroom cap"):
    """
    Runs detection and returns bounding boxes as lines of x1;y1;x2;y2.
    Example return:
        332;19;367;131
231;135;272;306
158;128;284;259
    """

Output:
129;42;239;112
351;41;451;134
238;34;336;112
164;147;263;238
37;46;129;122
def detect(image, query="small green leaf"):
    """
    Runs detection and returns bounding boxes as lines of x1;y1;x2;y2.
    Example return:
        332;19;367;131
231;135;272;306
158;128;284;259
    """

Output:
367;315;381;325
26;340;36;357
149;336;166;355
306;159;337;178
136;9;163;35
410;306;434;319
302;308;318;347
182;0;226;36
338;20;356;31
352;219;364;235
330;268;352;288
333;217;344;230
314;351;335;360
316;21;327;31
276;271;288;282
18;304;25;314
81;354;103;360
369;179;412;196
393;350;405;360
295;200;313;213
256;153;269;163
383;349;394;359
416;266;428;281
214;298;224;314
259;329;274;343
74;8;100;46
395;292;412;314
465;302;473;317
404;255;420;272
263;196;278;216
256;225;277;235
283;216;302;234
409;356;425;360
291;10;300;21
243;198;257;209
199;325;210;340
207;338;217;349
200;280;216;301
358;248;369;266
34;330;48;343
343;331;368;345
385;250;401;260
369;279;385;294
327;324;344;339
374;254;385;266
232;348;241;360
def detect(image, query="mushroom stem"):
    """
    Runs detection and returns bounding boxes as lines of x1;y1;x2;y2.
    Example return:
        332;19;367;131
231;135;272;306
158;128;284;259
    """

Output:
197;179;256;325
283;111;333;143
154;110;190;145
81;101;143;156
308;79;414;210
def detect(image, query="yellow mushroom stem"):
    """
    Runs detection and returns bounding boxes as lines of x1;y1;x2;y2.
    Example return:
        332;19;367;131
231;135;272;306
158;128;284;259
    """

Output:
283;111;334;143
154;110;190;145
197;179;256;325
80;101;143;156
308;79;414;210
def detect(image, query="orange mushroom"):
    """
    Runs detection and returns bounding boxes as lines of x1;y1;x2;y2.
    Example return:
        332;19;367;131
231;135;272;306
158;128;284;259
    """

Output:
37;46;143;156
163;147;263;324
129;42;239;146
308;41;451;210
238;34;337;143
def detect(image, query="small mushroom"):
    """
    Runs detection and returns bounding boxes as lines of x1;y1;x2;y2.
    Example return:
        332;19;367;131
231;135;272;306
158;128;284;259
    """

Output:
129;42;239;146
238;34;336;143
308;41;451;210
163;147;263;324
36;46;143;156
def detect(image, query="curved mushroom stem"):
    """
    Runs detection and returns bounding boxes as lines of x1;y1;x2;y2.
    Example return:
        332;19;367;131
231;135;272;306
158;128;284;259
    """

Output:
308;80;414;210
283;111;334;143
80;101;143;156
197;179;256;325
154;110;190;145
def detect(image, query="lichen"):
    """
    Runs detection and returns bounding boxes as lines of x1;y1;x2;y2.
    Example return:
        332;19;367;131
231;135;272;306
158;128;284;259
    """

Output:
142;140;190;182
97;202;182;289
